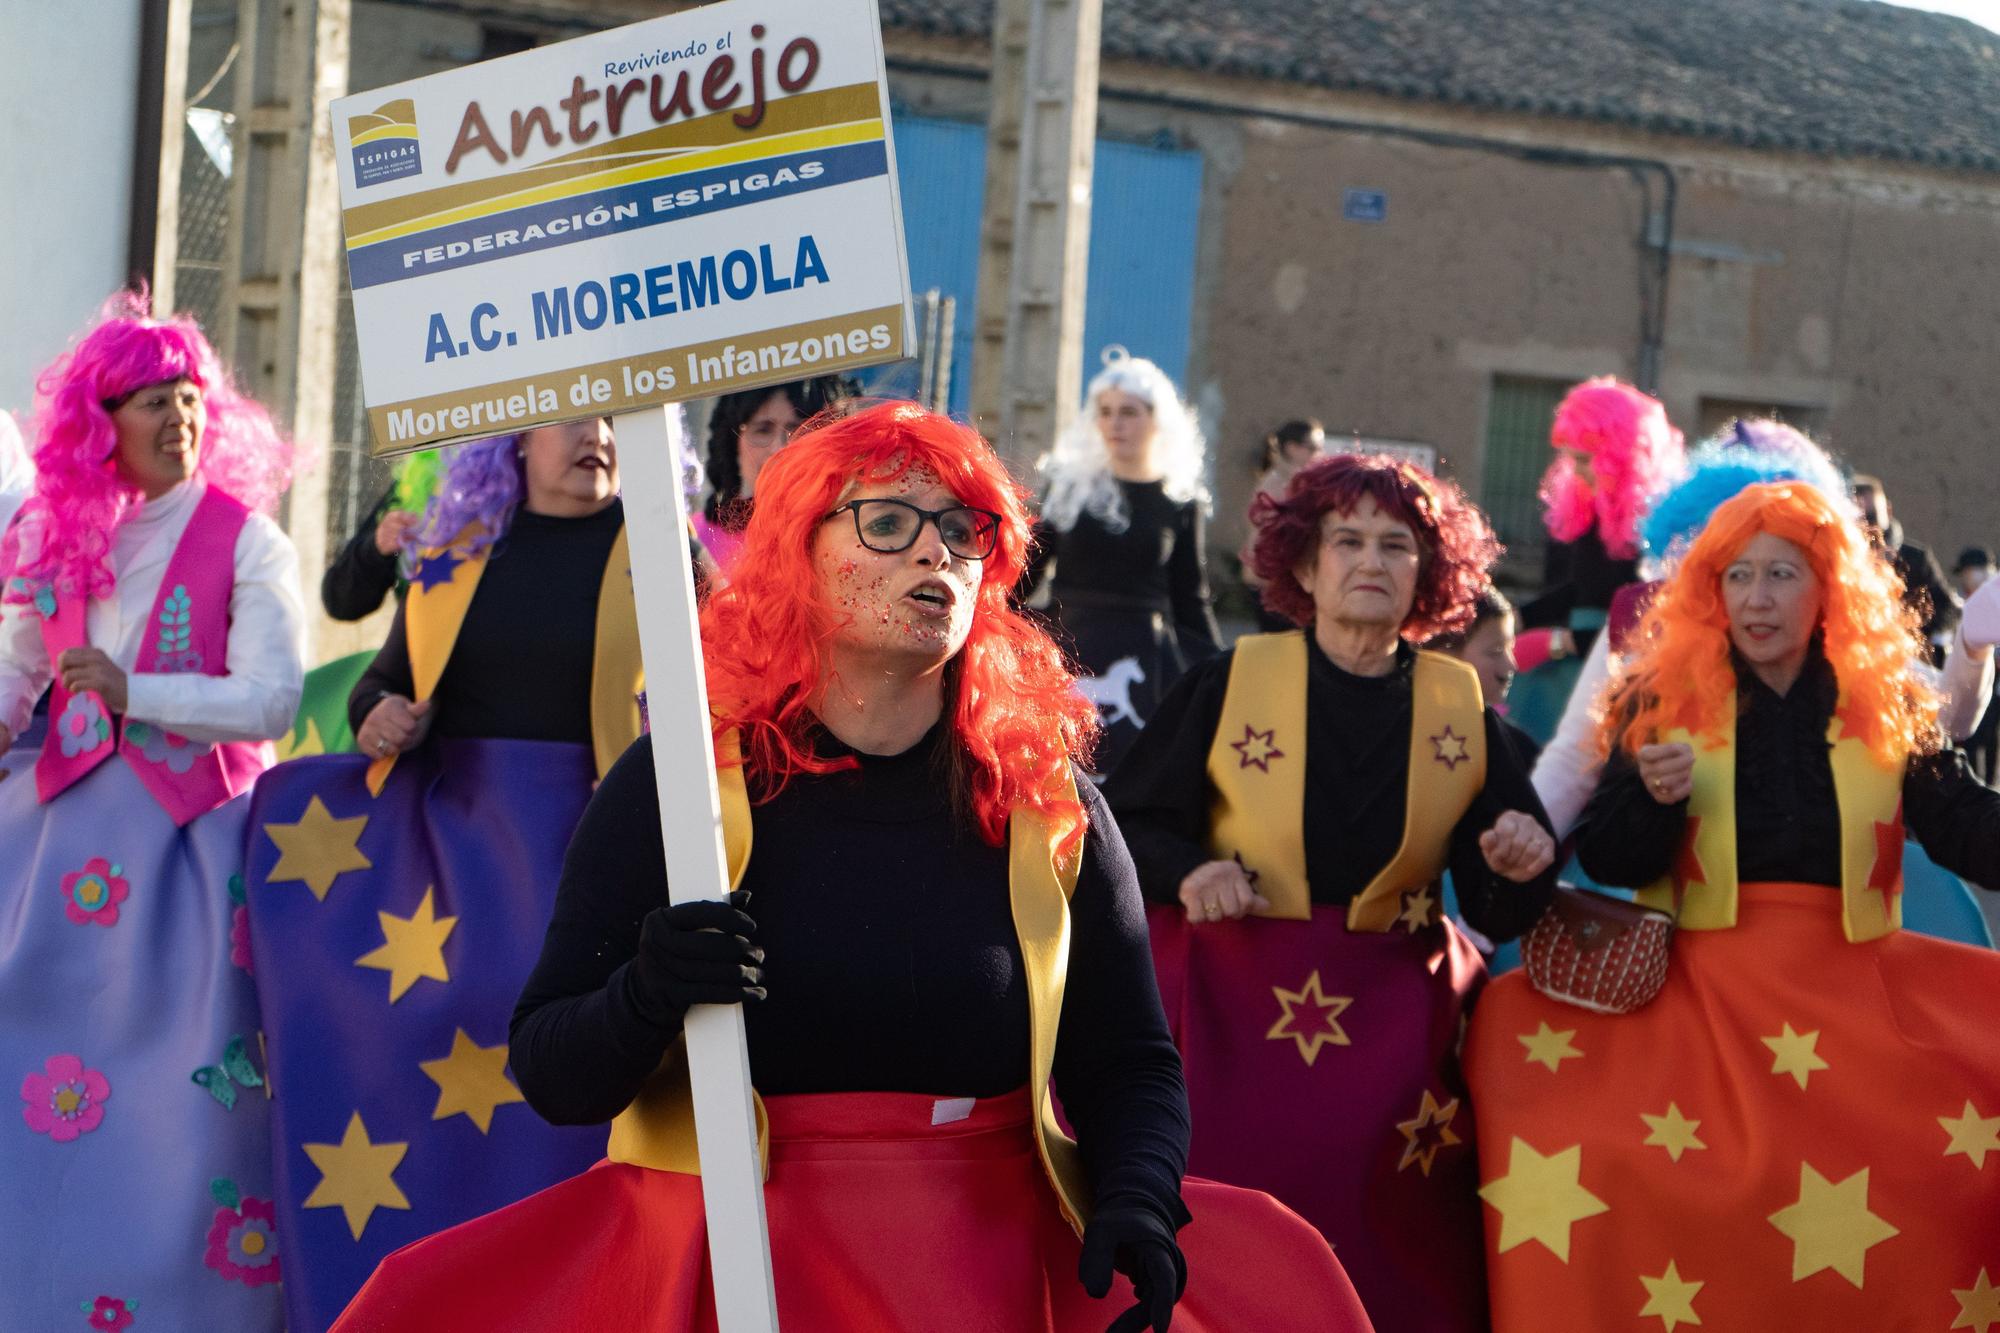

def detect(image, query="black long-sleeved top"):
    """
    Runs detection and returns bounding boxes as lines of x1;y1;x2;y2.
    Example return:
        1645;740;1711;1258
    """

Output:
1023;480;1222;660
1576;648;2000;890
321;486;401;621
1104;636;1557;942
347;501;623;742
510;722;1192;1227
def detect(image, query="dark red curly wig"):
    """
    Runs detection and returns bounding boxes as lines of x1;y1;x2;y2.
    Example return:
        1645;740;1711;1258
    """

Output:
700;401;1098;859
1248;452;1500;641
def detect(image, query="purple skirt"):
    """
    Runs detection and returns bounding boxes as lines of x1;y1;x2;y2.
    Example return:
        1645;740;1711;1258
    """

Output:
1151;903;1492;1332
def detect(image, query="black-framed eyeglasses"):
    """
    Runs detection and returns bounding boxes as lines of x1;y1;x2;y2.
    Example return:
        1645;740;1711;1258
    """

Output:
826;498;1003;561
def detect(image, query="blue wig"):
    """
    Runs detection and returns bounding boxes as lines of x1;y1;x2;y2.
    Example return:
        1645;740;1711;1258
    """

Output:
1640;419;1847;561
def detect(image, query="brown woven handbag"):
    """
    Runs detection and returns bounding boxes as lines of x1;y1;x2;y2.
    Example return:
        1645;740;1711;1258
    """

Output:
1521;885;1678;1015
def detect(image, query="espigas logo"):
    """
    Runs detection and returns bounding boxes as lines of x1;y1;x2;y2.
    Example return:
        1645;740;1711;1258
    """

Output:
349;99;423;186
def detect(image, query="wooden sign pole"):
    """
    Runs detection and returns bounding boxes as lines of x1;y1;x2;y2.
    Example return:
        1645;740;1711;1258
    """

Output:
614;403;780;1332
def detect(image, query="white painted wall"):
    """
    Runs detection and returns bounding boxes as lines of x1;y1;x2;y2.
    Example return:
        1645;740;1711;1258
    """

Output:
0;2;144;418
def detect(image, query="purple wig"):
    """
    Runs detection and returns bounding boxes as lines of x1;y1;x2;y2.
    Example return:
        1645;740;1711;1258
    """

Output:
403;434;522;563
1;292;293;602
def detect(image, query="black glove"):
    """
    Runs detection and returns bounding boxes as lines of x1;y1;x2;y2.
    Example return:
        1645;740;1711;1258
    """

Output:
624;890;765;1030
1078;1202;1187;1333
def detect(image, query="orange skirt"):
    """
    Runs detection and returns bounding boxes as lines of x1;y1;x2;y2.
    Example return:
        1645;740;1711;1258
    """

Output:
1465;883;2000;1331
333;1089;1376;1332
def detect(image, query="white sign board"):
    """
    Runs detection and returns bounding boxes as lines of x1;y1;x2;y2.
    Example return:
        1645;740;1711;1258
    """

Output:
331;0;914;454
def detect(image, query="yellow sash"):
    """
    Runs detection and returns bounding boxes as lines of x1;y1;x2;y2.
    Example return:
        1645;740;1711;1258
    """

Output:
1206;631;1486;932
606;739;1094;1236
1637;704;1907;942
366;525;644;795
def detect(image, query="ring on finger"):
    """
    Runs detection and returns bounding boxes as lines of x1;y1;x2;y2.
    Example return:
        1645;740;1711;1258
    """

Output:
1204;902;1221;920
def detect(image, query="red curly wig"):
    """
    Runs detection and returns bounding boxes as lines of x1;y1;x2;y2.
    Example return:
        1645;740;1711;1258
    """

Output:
1601;481;1939;764
1248;452;1500;641
699;401;1098;858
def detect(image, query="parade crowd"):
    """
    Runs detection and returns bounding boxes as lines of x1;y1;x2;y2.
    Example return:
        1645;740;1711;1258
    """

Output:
3;296;1998;1333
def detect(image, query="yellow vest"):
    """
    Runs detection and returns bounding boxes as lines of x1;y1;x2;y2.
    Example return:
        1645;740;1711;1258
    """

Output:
605;737;1096;1236
365;524;644;795
1206;631;1486;932
1636;703;1907;943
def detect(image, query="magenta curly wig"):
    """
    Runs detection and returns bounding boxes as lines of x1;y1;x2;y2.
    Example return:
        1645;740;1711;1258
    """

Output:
1538;376;1684;559
403;434;522;563
1;292;292;603
1249;452;1500;641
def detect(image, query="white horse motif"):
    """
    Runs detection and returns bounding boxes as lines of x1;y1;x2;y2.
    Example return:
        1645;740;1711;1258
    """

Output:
1077;657;1147;729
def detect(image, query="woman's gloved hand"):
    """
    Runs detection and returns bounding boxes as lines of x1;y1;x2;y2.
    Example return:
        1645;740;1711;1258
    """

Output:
624;890;765;1029
1078;1201;1187;1333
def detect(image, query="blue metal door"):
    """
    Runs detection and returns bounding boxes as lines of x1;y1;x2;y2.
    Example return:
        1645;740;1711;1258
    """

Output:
876;113;1204;418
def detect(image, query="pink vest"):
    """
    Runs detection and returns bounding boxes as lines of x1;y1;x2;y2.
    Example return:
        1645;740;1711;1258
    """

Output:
35;487;271;825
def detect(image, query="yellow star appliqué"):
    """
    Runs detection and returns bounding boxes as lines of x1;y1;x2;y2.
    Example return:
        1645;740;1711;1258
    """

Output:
1939;1101;2000;1169
1640;1103;1707;1163
1954;1268;2000;1333
1265;970;1353;1066
264;796;372;901
1397;886;1438;933
1638;1259;1704;1331
1762;1023;1830;1090
301;1111;411;1239
1395;1088;1462;1176
420;1028;526;1133
1767;1162;1900;1288
355;886;457;1002
1519;1021;1584;1072
1479;1137;1610;1261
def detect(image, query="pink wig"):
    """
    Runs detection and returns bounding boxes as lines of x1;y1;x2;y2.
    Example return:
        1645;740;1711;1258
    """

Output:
1538;376;1684;559
1;293;293;603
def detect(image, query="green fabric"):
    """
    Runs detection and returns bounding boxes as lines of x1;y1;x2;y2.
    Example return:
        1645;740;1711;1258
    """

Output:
277;649;374;759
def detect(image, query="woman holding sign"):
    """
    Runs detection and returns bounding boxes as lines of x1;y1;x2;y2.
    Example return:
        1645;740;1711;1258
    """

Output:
334;403;1371;1331
240;417;648;1333
0;297;302;1331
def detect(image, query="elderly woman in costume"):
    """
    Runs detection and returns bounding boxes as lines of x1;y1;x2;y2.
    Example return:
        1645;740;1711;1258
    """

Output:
0;298;301;1329
1106;452;1557;1332
332;403;1373;1333
1466;480;2000;1331
1509;377;1683;742
1025;350;1222;771
241;416;645;1333
1531;419;1847;840
693;374;858;570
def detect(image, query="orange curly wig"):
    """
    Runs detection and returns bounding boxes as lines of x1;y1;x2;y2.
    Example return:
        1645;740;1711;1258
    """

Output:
699;401;1098;858
1601;481;1939;765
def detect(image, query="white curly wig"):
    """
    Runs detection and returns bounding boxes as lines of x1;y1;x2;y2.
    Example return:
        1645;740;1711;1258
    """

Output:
1036;348;1209;534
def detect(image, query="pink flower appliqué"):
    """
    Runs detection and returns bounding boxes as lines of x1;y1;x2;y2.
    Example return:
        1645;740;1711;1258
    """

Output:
60;858;130;927
82;1295;137;1330
229;906;253;975
21;1054;110;1141
204;1188;280;1286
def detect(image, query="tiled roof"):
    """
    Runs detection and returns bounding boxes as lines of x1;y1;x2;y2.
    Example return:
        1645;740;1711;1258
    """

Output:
882;0;2000;173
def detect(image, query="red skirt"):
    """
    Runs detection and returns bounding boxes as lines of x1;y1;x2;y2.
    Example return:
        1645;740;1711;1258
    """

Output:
1465;883;2000;1331
332;1089;1375;1332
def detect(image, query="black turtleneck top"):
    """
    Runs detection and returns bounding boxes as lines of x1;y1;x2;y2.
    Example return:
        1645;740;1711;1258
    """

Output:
1104;636;1557;942
509;723;1191;1227
348;500;624;742
1576;648;2000;890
